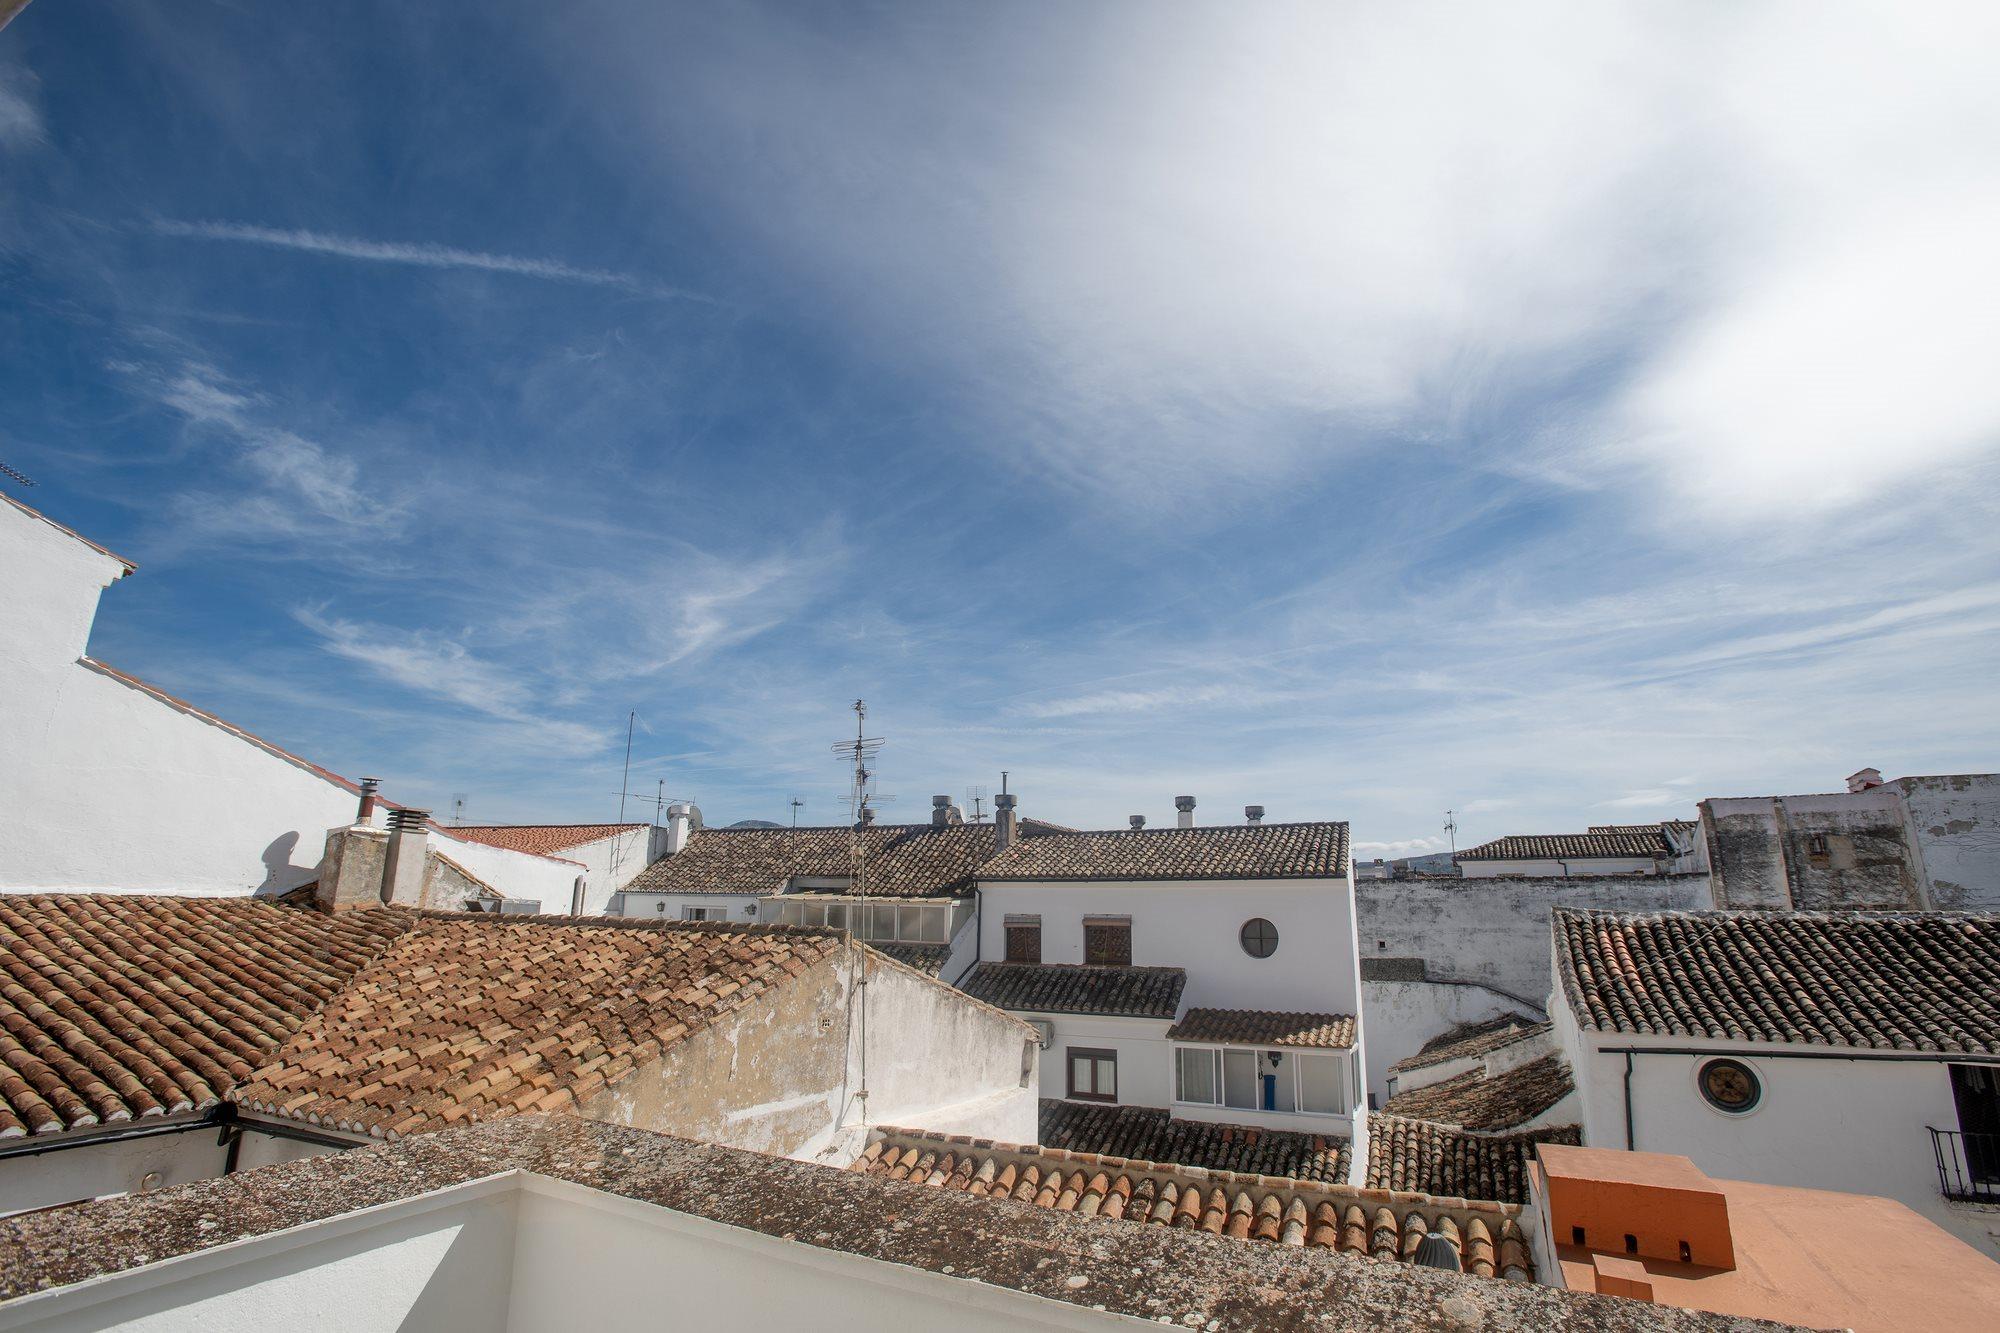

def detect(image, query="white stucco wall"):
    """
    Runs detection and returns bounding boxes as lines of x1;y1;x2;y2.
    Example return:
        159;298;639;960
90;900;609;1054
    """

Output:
975;877;1362;1018
424;833;581;914
549;827;666;914
1023;1013;1174;1107
0;500;573;908
1362;980;1540;1105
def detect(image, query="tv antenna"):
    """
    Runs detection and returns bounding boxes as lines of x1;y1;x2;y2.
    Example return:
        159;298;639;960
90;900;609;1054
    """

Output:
789;797;807;827
450;794;468;826
1444;809;1457;857
0;461;36;488
965;784;989;824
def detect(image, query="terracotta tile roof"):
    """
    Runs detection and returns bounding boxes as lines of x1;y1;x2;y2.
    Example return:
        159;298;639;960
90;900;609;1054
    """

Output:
875;942;951;976
959;962;1186;1018
1038;1099;1348;1184
978;821;1349;881
1553;909;2000;1053
1382;1055;1575;1131
1365;1114;1581;1205
0;896;411;1138
856;1126;1536;1281
1455;831;1665;862
1390;1017;1550;1074
449;824;645;856
625;823;1000;898
1166;1007;1356;1049
233;916;843;1138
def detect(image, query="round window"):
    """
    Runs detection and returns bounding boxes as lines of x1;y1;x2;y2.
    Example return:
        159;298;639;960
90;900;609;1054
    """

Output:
1239;917;1279;958
1697;1057;1761;1114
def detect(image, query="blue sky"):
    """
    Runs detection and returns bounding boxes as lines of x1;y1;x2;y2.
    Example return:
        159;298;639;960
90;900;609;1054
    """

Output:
3;1;1998;852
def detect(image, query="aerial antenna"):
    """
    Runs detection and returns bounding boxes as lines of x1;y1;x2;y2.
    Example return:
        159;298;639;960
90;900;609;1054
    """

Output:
1444;809;1457;857
0;461;36;487
617;712;636;827
790;797;807;827
965;784;988;824
827;699;887;1132
450;794;467;827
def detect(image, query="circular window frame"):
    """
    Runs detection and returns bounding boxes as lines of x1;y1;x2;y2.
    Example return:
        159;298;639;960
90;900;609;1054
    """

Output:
1695;1057;1763;1116
1239;917;1280;959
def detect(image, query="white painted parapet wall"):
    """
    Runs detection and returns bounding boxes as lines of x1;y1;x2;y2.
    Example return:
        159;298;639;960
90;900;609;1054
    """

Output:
0;496;573;908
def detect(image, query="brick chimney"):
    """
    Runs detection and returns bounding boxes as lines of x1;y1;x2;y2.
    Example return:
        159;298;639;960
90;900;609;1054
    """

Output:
314;822;389;912
381;807;431;905
994;792;1019;853
1175;795;1196;829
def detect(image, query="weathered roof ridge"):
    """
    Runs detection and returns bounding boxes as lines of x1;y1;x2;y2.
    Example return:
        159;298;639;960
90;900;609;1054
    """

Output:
857;1123;1536;1281
1390;1017;1551;1074
1456;829;1667;861
959;961;1188;1019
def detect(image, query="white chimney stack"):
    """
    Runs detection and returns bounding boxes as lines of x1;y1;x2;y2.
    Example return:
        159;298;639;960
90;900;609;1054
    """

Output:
665;802;702;854
381;807;431;906
1847;767;1884;793
1175;795;1196;829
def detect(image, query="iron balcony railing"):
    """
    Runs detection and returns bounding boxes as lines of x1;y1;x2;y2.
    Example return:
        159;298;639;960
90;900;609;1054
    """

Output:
1929;1127;2000;1204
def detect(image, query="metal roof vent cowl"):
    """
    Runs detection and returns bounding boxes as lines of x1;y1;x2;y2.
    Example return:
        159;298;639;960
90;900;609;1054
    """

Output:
1129;815;1145;830
1413;1233;1462;1272
1245;805;1265;825
356;777;381;825
381;807;431;906
1175;795;1196;829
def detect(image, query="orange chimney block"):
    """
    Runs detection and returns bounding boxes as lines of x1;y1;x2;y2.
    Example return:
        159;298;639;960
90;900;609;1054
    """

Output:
1535;1143;1735;1271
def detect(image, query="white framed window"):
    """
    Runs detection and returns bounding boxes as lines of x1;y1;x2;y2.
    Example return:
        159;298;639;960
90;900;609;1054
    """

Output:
1172;1044;1355;1116
681;906;716;922
1176;1047;1219;1104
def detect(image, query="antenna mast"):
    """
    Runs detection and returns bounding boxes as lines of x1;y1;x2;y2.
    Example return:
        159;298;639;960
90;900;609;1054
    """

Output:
828;699;886;1131
790;797;807;827
1444;809;1457;857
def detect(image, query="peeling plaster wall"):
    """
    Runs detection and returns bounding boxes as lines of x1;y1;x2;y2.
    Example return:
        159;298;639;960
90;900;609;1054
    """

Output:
1703;791;1925;910
1362;981;1541;1105
1897;774;2000;910
1356;874;1710;1011
581;953;852;1160
579;944;1037;1165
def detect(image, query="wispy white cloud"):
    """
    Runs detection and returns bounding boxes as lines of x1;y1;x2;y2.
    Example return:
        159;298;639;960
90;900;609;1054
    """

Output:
0;56;44;149
148;219;704;301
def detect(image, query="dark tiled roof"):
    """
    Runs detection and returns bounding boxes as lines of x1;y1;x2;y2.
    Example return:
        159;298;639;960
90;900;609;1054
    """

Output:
1166;1008;1355;1049
1553;909;2000;1053
1390;1018;1550;1074
857;1127;1535;1281
875;942;951;976
1365;1114;1581;1205
1038;1099;1348;1184
450;824;644;855
625;823;999;897
234;917;842;1138
959;962;1185;1018
0;896;412;1138
1456;831;1664;862
977;822;1349;881
1382;1055;1575;1131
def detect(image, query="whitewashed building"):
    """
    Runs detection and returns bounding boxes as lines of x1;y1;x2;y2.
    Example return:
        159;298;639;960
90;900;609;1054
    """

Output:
1454;824;1700;879
452;820;670;915
0;494;577;909
1550;907;2000;1257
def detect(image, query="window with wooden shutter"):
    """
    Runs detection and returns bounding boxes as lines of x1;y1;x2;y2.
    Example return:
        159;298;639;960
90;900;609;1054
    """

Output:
1083;916;1131;966
1004;915;1042;963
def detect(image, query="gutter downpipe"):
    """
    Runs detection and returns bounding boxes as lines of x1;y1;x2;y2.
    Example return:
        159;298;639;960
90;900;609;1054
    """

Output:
1623;1052;1635;1151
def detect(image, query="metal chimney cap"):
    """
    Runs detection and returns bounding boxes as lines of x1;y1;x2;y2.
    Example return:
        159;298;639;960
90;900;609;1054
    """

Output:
1129;815;1145;829
387;807;431;832
993;793;1018;810
1245;805;1265;822
1173;795;1196;810
359;777;381;792
932;794;951;806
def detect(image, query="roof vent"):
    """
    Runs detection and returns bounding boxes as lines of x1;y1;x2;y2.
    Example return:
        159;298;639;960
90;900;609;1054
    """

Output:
994;792;1019;853
1245;804;1265;825
387;806;429;833
1174;795;1196;829
1413;1233;1461;1272
356;777;381;824
1129;815;1145;830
